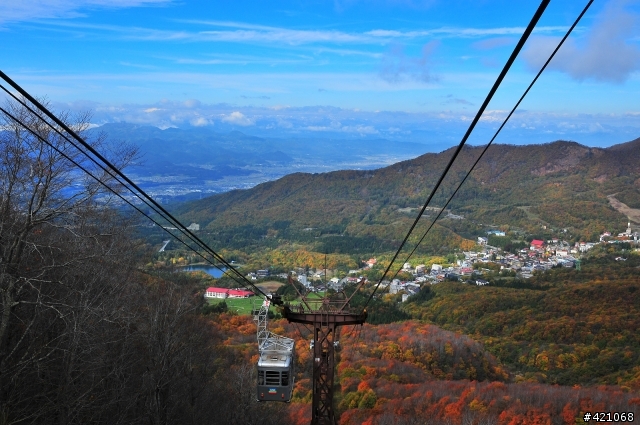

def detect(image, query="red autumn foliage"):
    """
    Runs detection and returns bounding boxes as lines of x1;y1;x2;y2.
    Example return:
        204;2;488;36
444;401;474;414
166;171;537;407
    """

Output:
209;312;640;425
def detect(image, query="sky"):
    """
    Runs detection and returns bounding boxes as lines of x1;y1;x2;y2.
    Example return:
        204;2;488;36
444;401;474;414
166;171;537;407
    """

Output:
2;0;640;149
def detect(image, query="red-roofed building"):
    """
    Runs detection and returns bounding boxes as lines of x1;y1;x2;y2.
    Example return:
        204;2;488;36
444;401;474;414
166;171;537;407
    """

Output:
365;258;377;268
205;287;228;298
204;287;254;299
228;289;254;298
530;239;545;250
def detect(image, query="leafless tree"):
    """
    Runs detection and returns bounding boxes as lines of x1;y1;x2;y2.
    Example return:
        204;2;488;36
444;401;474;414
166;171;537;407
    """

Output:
0;96;138;424
0;96;292;425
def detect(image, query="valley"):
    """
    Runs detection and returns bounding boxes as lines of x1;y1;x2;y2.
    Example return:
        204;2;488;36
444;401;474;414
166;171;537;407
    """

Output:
94;123;429;201
150;135;640;422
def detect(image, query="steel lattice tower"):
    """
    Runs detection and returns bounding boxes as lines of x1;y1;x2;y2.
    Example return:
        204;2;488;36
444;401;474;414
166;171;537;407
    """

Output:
281;275;368;425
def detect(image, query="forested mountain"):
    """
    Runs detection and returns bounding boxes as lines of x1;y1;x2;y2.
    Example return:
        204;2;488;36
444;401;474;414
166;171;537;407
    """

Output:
217;305;640;425
175;138;640;254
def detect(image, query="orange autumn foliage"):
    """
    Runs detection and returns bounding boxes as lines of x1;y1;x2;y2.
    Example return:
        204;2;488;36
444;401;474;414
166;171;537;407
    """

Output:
206;310;639;425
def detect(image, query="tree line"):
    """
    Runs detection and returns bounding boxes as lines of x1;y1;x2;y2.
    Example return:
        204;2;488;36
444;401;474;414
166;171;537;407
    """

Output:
0;98;289;425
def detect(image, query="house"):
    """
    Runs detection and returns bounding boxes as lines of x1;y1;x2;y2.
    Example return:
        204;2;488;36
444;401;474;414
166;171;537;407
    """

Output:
578;242;595;253
204;287;229;298
228;289;254;298
530;240;545;250
187;223;200;231
313;270;326;279
365;258;377;268
405;283;420;294
256;269;270;278
330;278;347;291
204;287;254;299
389;279;404;294
478;237;488;245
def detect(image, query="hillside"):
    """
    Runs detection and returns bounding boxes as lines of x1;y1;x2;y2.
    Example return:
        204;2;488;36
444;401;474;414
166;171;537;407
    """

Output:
405;255;640;387
212;305;640;425
175;138;640;254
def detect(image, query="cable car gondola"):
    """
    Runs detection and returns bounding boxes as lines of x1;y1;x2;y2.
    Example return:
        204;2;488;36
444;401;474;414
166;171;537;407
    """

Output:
253;296;295;402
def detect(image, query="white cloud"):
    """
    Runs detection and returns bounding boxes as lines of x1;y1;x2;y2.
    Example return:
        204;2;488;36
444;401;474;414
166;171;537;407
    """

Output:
304;121;378;134
0;0;170;24
66;99;640;147
523;0;640;83
479;110;508;122
442;94;473;106
221;111;254;126
313;47;383;58
306;125;333;131
341;125;378;134
276;119;293;128
183;99;201;108
379;41;439;83
472;37;516;50
333;0;437;12
26;17;570;46
365;26;569;39
190;117;210;126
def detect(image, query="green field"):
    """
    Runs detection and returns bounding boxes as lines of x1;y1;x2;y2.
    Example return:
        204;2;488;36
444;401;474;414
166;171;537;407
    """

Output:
208;291;328;316
208;297;258;315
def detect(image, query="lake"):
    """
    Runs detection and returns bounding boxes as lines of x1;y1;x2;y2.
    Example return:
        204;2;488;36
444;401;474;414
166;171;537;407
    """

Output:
180;265;226;278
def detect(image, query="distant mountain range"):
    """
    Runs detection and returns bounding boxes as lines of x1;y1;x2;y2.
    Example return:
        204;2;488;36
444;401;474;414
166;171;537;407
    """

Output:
173;137;640;254
92;123;429;200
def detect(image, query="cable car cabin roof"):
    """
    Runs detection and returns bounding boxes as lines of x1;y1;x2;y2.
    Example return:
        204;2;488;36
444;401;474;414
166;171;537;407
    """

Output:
258;352;292;368
261;335;295;353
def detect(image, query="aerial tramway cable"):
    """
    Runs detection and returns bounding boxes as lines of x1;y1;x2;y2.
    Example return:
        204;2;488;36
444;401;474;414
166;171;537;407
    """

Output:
0;99;261;293
0;103;260;292
384;0;595;284
0;104;226;275
0;0;591;307
362;0;551;310
0;75;268;297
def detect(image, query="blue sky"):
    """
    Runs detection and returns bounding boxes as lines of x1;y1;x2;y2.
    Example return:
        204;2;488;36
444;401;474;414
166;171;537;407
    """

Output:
2;0;640;148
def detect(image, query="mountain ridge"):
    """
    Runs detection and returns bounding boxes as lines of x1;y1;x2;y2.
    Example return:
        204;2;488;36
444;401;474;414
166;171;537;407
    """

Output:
175;138;639;250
